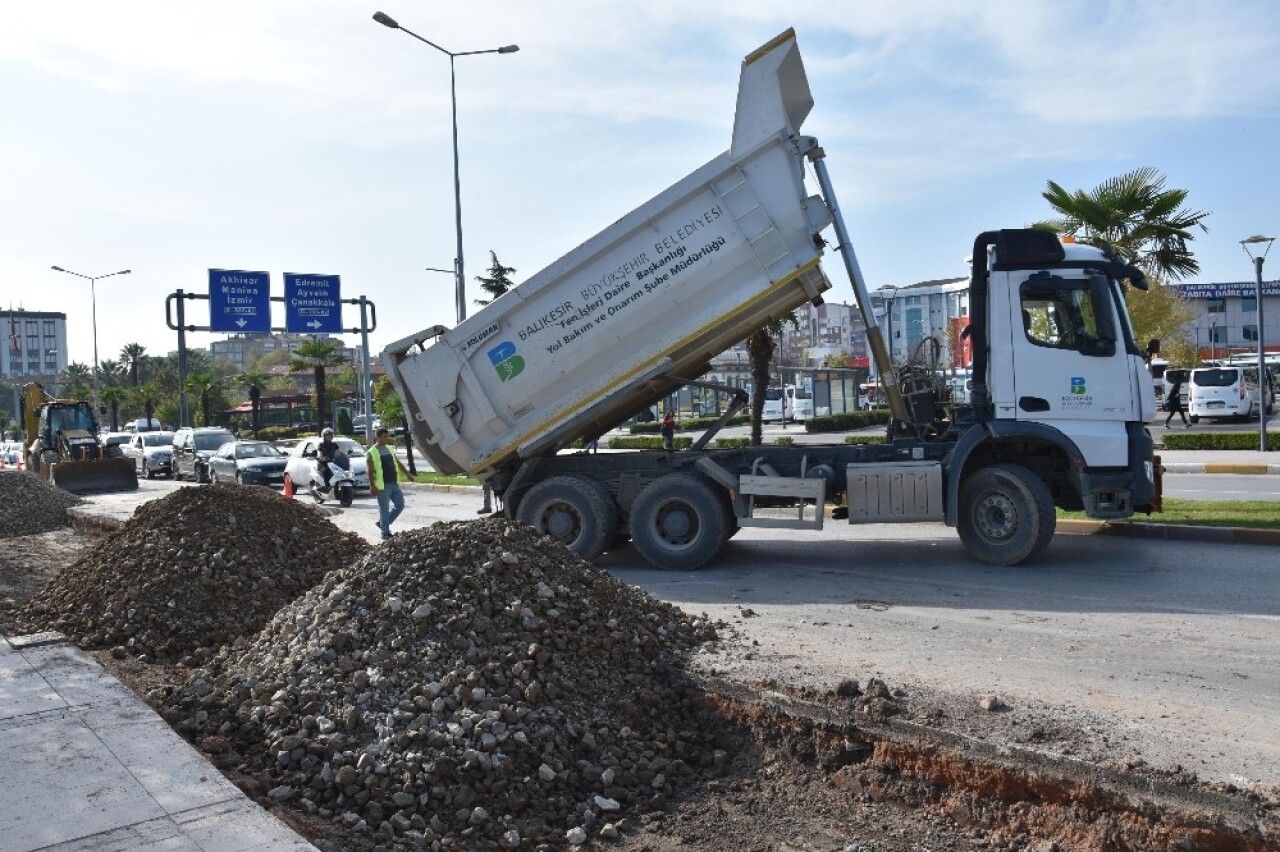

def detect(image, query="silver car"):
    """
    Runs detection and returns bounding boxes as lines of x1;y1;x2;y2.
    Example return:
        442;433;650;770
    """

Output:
124;431;176;479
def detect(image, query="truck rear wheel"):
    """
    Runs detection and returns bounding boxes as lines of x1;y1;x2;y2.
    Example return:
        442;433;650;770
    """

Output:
957;463;1055;567
516;475;616;561
630;473;728;571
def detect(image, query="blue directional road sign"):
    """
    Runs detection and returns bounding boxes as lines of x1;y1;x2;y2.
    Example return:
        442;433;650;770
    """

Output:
208;269;271;332
284;273;342;333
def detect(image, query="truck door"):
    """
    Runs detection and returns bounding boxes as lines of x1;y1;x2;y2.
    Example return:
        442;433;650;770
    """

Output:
993;270;1137;465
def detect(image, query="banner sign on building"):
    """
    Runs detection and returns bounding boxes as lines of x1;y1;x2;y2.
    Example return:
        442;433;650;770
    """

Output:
1171;281;1280;299
208;269;271;332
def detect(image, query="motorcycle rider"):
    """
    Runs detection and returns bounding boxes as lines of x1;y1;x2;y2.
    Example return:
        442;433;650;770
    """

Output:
316;427;340;494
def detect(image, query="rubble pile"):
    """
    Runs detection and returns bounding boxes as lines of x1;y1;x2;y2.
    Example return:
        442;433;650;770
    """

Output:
167;518;720;850
13;484;368;664
0;470;81;538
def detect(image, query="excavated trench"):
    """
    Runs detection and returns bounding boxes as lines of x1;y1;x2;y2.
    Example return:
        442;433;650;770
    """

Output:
699;676;1277;852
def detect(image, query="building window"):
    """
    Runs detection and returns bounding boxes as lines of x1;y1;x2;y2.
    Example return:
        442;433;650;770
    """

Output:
43;320;55;335
1243;324;1258;342
1206;297;1226;313
1209;325;1225;345
1241;295;1257;313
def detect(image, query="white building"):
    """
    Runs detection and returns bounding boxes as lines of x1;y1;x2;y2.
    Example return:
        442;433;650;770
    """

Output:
210;333;357;372
3;309;69;381
1166;280;1280;360
869;278;970;367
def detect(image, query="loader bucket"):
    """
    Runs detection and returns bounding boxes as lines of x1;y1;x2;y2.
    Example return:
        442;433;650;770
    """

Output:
49;457;139;495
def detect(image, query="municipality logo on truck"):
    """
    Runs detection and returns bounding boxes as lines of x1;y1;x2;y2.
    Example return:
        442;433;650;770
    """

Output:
487;341;525;381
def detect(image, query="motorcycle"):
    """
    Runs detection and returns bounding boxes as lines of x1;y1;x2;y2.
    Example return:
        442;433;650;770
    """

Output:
310;450;355;507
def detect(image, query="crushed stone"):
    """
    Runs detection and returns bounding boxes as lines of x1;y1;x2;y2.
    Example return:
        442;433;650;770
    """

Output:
164;517;721;850
11;483;368;664
0;470;81;538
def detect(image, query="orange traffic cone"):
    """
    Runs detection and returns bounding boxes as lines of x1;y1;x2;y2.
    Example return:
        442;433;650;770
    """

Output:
283;475;294;499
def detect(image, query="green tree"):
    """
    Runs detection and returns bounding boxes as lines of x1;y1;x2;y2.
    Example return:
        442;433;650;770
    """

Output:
120;343;147;387
1036;167;1209;353
289;338;348;436
1036;167;1210;281
100;384;128;432
744;314;799;446
185;370;223;427
236;369;272;438
474;251;517;306
60;362;92;400
131;382;163;430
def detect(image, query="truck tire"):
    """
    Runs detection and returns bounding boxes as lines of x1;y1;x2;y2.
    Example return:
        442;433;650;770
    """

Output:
629;473;728;571
957;463;1055;567
516;475;616;561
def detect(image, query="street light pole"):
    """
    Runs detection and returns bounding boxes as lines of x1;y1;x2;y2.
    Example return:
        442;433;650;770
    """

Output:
50;265;130;419
373;11;518;327
1241;235;1274;452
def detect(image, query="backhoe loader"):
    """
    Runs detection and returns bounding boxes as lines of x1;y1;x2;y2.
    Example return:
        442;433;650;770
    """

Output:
20;383;138;494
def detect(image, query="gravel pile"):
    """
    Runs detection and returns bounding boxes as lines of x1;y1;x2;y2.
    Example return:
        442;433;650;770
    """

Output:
0;470;81;538
12;484;368;665
166;517;720;850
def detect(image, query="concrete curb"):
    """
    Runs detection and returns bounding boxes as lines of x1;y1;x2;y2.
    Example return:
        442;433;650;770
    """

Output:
1058;518;1280;545
1161;463;1280;475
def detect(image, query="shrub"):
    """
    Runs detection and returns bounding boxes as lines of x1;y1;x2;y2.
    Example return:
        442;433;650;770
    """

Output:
631;415;748;434
805;410;892;433
845;435;886;446
713;438;748;449
258;425;303;441
774;436;794;446
336;409;354;436
607;436;694;450
1160;431;1279;451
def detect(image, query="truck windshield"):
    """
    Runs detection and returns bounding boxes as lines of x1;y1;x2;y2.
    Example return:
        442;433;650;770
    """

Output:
49;406;95;433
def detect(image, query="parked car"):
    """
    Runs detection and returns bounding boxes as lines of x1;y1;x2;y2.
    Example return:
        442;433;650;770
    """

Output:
2;441;23;465
207;440;288;487
284;436;370;494
172;427;236;482
1188;365;1274;423
124;431;176;478
100;432;133;458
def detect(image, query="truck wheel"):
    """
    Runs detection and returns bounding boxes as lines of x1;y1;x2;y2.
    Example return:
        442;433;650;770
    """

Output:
957;463;1055;567
516;475;616;561
630;473;728;571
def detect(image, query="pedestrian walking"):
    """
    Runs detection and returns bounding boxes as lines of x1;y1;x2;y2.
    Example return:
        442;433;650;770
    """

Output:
1163;377;1189;428
661;410;676;451
366;427;405;540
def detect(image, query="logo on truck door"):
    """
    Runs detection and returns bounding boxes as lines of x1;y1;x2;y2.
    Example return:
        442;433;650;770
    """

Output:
487;341;525;381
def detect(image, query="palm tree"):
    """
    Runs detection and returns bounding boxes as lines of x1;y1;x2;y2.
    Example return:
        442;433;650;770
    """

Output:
131;382;162;430
474;251;517;306
97;358;125;386
1035;167;1210;281
120;343;147;387
744;315;799;446
289;338;348;435
60;362;92;399
100;385;128;432
236;369;271;438
185;370;223;427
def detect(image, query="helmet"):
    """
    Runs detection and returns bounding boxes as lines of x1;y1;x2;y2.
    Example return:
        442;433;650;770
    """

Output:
322;428;334;438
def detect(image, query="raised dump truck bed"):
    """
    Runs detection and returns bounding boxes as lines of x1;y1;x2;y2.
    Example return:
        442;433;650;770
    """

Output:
383;31;829;477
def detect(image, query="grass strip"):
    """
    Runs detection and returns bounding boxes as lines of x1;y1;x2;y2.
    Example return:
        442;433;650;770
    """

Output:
1059;498;1280;530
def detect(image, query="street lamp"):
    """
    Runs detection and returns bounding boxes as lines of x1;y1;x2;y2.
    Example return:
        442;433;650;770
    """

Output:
50;265;130;418
373;11;518;327
1241;235;1274;451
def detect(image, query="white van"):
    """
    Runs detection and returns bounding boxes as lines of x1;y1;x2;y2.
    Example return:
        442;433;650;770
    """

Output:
1187;366;1274;423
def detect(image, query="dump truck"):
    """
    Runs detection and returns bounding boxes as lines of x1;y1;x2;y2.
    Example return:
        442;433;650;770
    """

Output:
383;29;1159;568
20;383;139;494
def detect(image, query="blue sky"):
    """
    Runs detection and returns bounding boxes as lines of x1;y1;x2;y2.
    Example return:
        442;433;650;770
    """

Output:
4;0;1280;367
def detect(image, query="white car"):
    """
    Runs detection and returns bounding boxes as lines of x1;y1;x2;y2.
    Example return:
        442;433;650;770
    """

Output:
284;436;370;493
123;431;176;478
2;441;23;465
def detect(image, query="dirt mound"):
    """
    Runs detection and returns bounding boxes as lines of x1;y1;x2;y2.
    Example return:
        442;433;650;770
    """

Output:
165;517;720;850
12;484;368;664
0;470;81;538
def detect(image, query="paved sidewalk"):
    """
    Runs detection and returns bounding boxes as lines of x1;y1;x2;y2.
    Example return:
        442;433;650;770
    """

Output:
0;633;315;852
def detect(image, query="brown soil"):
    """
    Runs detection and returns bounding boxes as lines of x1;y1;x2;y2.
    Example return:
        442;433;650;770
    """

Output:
5;526;1277;852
